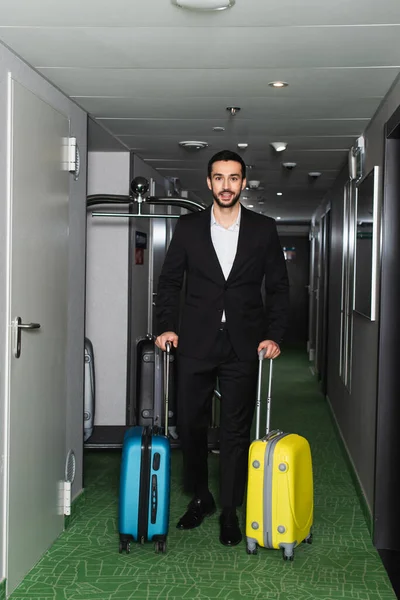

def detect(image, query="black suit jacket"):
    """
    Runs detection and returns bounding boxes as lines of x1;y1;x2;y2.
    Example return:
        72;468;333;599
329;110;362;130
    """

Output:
156;204;289;361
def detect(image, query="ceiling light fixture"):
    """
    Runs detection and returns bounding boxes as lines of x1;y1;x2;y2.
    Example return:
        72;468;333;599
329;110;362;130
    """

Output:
277;192;283;196
227;106;241;116
270;142;287;152
268;81;289;88
179;140;209;150
213;126;225;132
277;217;282;220
238;143;248;149
248;204;254;208
171;0;235;10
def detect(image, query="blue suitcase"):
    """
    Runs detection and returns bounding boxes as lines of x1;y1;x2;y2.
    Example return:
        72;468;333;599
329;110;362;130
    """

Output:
118;344;171;554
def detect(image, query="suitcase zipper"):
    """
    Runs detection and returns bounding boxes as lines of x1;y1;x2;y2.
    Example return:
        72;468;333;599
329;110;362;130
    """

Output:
264;433;288;549
138;427;152;543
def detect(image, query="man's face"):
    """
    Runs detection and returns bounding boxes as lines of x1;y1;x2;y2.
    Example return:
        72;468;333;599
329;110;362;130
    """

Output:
207;160;247;209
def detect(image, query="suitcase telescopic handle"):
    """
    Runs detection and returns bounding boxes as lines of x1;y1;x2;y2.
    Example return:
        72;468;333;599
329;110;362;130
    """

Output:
255;350;273;439
164;342;171;436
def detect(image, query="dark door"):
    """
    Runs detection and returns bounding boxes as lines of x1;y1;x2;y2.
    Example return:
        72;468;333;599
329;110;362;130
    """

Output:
279;235;310;347
374;108;400;550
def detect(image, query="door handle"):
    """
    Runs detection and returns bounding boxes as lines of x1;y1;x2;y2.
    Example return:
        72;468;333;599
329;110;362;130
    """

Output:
13;316;41;358
18;322;41;330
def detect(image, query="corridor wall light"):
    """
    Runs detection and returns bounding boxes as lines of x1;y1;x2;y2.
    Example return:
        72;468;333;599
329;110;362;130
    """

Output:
171;0;235;11
248;180;261;189
270;142;287;152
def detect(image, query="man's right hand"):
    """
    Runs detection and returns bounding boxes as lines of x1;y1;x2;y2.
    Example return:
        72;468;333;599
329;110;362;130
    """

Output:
155;331;179;351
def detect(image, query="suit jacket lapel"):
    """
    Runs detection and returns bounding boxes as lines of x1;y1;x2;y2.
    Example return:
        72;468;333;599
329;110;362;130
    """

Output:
226;204;251;283
202;206;226;283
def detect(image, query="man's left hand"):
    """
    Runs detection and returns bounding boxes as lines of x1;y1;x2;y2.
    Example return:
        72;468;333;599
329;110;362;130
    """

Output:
257;340;281;359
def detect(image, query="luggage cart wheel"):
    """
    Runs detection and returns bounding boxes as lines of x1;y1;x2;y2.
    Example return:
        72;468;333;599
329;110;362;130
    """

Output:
282;549;294;561
302;533;313;544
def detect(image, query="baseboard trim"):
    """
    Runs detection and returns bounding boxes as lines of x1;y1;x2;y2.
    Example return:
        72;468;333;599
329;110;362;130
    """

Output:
64;489;86;530
326;395;374;535
0;578;6;600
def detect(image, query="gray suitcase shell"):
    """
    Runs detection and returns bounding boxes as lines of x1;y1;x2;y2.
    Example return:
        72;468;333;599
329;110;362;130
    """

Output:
137;338;176;430
84;338;95;442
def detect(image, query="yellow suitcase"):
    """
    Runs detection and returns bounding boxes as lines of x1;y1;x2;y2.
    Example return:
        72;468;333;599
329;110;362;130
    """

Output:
245;355;313;560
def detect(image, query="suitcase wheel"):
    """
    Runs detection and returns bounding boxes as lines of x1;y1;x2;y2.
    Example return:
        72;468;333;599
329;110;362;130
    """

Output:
246;543;258;555
282;548;294;561
119;540;131;554
302;532;313;545
154;540;167;554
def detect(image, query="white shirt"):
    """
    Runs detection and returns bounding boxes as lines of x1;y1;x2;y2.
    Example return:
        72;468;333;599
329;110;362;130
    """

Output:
210;205;241;322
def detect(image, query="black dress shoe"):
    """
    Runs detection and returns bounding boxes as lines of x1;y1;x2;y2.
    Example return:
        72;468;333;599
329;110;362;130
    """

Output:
176;496;216;530
219;511;242;546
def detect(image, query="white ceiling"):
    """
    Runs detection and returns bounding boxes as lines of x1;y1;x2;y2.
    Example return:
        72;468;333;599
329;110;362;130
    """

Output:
1;0;400;220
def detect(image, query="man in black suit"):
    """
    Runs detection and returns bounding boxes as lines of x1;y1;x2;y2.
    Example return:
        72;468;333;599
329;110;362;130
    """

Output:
155;149;289;546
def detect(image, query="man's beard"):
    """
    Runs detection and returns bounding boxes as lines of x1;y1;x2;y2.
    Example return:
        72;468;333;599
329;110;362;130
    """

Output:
212;190;241;209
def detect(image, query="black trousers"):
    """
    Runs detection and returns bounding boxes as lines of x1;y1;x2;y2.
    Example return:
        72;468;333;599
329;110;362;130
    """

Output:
176;328;258;508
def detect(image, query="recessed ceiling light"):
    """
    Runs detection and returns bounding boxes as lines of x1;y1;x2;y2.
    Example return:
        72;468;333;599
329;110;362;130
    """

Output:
277;192;283;196
242;196;249;200
245;164;254;169
277;217;282;220
248;205;254;208
213;126;225;132
270;142;287;152
179;140;209;150
171;0;235;10
238;143;248;149
268;81;289;88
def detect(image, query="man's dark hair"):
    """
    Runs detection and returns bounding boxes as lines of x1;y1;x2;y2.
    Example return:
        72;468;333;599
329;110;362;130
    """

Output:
207;150;247;180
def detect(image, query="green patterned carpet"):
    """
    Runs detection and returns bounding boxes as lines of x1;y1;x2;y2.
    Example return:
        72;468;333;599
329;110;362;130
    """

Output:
10;350;396;600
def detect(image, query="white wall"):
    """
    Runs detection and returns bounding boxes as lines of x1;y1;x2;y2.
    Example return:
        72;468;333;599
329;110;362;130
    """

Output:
0;41;87;581
86;152;131;425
